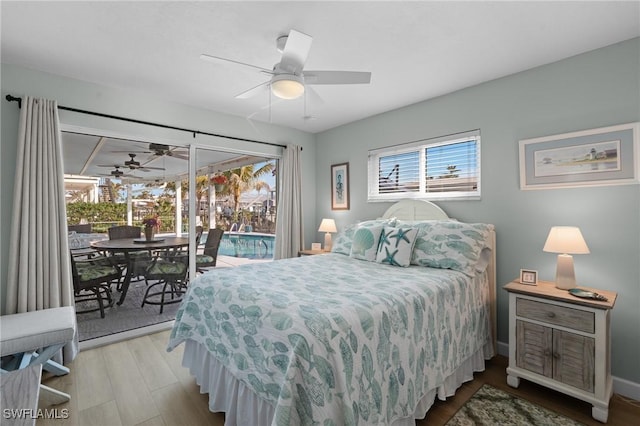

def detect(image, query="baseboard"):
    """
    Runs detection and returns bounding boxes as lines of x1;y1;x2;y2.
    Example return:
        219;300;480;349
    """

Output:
79;320;175;351
496;340;640;401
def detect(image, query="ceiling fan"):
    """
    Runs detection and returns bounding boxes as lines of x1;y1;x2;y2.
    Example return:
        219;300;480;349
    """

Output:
98;154;165;172
98;166;135;179
112;144;189;161
200;29;372;100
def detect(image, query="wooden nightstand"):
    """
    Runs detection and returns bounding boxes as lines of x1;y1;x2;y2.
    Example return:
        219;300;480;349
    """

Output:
298;249;326;256
504;280;617;423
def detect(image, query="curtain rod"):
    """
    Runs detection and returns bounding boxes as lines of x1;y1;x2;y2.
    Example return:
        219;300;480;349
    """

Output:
5;94;289;149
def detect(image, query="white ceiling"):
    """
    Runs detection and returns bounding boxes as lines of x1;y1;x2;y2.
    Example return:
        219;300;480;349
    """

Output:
2;1;639;135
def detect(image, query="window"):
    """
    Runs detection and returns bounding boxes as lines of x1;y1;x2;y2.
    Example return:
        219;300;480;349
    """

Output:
368;130;481;201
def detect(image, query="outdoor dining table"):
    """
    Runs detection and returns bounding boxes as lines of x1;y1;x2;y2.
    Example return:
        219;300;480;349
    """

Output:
91;236;190;305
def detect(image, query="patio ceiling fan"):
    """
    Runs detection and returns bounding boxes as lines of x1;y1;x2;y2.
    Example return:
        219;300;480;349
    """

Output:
200;29;372;100
111;144;189;161
98;166;135;179
98;154;165;172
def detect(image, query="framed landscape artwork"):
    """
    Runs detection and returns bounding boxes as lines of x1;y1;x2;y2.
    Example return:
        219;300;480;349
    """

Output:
519;122;639;190
331;162;350;210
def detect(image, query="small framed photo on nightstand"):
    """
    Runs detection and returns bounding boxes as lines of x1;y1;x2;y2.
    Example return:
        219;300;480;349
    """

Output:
520;269;538;285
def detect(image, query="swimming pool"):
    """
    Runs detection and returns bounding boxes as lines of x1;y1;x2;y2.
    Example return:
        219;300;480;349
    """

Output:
215;232;275;259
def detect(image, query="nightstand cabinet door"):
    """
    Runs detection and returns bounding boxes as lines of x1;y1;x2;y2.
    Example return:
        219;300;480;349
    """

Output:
554;329;595;393
516;320;552;377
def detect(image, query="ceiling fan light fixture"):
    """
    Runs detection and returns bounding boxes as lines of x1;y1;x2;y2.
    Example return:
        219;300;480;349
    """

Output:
271;74;304;99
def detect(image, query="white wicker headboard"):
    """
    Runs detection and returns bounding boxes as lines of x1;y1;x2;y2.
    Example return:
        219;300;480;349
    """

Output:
381;199;497;354
381;199;449;220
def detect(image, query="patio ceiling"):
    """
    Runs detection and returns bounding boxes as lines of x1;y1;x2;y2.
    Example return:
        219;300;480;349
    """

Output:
62;131;273;184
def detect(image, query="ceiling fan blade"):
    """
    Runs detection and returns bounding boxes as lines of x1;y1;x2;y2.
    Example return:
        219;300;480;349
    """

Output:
306;86;325;105
279;29;313;73
139;166;165;170
235;81;270;99
200;54;270;73
304;70;371;85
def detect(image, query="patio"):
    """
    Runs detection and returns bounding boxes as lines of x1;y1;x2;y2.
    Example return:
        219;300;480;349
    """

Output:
76;254;272;345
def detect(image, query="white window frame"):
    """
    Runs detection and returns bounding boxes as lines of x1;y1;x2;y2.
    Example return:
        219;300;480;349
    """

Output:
368;130;481;202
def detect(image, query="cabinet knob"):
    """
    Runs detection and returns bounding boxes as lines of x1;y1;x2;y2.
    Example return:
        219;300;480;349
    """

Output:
547;311;556;318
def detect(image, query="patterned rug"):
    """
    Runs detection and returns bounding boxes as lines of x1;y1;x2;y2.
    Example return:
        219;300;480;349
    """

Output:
446;384;585;426
76;279;180;342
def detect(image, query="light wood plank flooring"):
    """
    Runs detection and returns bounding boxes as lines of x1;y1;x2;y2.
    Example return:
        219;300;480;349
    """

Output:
38;330;639;425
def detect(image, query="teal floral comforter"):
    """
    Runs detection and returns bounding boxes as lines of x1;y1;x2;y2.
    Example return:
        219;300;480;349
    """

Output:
167;253;490;425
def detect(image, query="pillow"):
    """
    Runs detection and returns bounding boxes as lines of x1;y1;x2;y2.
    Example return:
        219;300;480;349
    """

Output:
410;221;494;276
375;226;419;267
349;225;383;261
331;217;396;255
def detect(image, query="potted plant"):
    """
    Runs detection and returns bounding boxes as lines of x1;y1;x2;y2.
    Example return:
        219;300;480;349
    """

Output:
142;216;160;241
211;174;227;192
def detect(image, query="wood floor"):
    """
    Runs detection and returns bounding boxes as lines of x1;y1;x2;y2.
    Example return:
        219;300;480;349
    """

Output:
38;330;639;426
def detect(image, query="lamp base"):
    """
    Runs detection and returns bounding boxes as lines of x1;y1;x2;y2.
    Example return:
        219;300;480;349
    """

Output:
555;254;576;290
324;233;332;252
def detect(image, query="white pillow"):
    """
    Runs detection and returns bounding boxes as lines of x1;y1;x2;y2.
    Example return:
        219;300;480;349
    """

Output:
375;226;419;267
349;225;383;262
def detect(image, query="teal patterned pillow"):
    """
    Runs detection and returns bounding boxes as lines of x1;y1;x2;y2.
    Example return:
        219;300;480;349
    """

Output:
331;218;396;255
349;225;383;261
375;226;418;267
409;221;494;276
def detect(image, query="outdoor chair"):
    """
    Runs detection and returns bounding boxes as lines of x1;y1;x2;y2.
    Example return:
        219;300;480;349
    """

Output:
196;228;224;272
141;247;189;314
68;223;92;233
70;252;121;318
107;225;150;284
107;225;141;239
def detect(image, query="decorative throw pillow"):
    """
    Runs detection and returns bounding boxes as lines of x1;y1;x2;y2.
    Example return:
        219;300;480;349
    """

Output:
410;221;494;276
331;217;396;255
349;225;383;261
375;226;419;267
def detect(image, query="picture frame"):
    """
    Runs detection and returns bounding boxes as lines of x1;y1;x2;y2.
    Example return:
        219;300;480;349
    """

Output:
519;122;639;190
331;162;350;210
520;269;538;285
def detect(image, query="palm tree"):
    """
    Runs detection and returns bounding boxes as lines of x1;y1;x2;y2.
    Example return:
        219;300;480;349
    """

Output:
223;162;275;220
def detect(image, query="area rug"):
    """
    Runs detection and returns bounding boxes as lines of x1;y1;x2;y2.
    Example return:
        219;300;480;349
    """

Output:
446;384;585;426
76;279;181;341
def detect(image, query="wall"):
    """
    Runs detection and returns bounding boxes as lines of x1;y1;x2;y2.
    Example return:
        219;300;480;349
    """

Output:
315;38;640;388
0;64;317;314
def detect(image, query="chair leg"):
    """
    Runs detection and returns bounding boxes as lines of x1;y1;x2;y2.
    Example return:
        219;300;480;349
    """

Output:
94;288;105;318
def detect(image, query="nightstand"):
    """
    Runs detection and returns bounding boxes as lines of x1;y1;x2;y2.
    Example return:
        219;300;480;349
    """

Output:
504;280;617;423
298;249;326;256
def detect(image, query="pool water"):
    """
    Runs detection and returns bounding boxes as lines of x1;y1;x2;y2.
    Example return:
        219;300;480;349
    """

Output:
215;232;275;259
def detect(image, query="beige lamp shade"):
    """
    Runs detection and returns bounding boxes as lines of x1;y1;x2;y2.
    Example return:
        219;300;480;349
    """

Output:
318;218;337;251
543;226;590;254
543;226;589;290
318;218;337;233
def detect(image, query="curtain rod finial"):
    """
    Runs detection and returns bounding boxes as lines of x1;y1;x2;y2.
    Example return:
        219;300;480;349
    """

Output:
5;94;22;109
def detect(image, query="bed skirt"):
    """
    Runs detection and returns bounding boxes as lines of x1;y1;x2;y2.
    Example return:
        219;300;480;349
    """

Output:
181;338;494;426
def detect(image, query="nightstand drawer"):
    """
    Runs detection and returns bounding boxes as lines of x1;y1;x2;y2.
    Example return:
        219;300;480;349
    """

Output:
516;298;594;333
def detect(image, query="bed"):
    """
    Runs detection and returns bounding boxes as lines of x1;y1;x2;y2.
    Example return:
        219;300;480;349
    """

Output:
167;200;496;425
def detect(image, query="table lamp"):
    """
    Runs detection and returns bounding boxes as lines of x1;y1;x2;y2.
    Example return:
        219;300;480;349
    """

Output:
543;226;590;290
318;218;337;252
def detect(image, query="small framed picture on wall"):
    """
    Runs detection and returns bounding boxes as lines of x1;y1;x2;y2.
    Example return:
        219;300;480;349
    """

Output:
520;269;538;285
331;162;350;210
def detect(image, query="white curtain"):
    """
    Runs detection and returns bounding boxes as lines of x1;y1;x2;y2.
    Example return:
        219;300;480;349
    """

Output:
5;96;78;362
274;144;304;259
